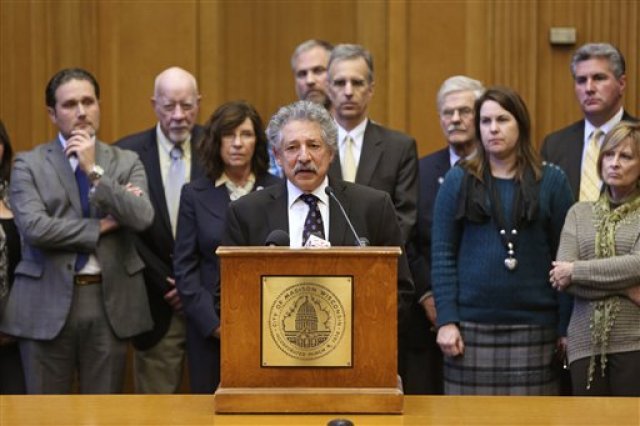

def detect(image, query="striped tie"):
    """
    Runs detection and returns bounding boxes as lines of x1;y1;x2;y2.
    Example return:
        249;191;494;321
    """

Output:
579;129;603;202
341;136;357;183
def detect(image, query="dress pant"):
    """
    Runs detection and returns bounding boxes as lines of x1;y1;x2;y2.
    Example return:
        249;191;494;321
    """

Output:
185;322;220;394
134;313;186;393
19;283;127;394
570;351;640;396
0;340;26;394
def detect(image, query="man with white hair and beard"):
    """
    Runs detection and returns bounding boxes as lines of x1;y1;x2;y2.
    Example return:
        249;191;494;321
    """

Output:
404;75;484;394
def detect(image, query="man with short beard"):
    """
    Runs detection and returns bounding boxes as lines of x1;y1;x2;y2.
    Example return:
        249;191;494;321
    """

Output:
117;67;204;393
407;75;484;394
291;39;333;110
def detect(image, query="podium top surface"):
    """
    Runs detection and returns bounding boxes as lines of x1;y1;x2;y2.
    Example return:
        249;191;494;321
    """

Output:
216;246;402;257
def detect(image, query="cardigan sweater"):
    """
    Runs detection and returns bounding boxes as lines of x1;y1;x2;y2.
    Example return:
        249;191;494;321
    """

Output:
432;164;574;335
556;198;640;364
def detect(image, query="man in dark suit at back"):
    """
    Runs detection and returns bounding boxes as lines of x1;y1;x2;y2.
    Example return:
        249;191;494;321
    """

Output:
541;43;635;201
406;76;485;394
224;100;413;330
117;67;204;393
325;44;418;245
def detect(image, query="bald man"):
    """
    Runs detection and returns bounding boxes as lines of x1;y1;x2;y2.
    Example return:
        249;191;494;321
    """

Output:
117;67;204;393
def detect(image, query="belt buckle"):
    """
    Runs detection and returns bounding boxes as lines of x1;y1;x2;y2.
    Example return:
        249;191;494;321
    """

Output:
74;274;101;286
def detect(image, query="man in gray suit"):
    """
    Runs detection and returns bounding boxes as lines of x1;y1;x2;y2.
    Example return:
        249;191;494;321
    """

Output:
0;68;154;393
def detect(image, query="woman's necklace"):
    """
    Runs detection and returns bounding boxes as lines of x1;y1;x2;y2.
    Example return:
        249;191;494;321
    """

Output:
487;172;522;271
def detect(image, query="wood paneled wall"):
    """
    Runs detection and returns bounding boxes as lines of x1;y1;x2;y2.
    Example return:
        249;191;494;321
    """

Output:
1;0;638;158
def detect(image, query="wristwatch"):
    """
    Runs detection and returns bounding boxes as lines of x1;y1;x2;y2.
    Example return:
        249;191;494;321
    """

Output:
87;164;104;183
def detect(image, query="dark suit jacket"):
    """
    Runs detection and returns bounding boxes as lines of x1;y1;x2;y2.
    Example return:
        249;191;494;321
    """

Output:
540;111;637;198
328;121;418;245
223;179;414;328
404;148;450;350
173;173;282;339
0;139;153;340
116;125;204;350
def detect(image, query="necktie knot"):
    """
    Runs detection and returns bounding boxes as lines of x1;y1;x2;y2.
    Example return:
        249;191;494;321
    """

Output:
170;144;184;161
300;193;319;208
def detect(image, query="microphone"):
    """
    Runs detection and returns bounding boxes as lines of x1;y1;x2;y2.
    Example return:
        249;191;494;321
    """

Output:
265;230;290;246
324;186;368;247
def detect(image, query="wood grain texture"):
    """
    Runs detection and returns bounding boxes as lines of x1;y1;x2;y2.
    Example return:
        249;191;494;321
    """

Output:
1;394;639;425
217;247;399;390
1;1;638;157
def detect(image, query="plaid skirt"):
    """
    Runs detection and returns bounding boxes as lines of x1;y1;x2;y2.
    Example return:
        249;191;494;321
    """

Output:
444;321;560;395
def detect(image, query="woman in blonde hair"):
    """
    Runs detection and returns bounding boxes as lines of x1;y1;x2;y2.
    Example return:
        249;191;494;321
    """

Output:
551;120;640;396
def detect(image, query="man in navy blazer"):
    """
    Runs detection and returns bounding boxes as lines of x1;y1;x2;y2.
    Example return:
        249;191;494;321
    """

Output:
405;76;485;394
224;101;413;330
541;43;636;199
325;44;418;246
0;68;153;393
116;67;203;393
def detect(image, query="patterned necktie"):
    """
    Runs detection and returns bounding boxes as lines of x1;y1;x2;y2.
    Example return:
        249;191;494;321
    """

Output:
580;129;603;201
166;144;185;237
75;166;90;270
300;194;325;245
341;135;357;182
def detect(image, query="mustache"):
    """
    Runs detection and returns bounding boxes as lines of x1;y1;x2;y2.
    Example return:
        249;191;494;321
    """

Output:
293;163;317;174
447;124;466;133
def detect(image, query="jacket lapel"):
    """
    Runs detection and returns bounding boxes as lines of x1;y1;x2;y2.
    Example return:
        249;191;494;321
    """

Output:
327;179;350;246
356;122;383;186
266;183;290;235
46;139;81;215
194;179;228;219
139;134;173;235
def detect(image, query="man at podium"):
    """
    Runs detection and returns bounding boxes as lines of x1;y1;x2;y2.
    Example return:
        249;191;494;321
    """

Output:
223;100;413;328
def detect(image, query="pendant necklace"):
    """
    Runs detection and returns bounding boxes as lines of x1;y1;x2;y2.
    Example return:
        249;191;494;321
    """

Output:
487;173;522;272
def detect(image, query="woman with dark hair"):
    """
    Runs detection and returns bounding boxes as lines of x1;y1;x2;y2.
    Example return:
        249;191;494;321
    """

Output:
431;87;574;395
551;121;640;396
174;101;281;393
0;119;26;394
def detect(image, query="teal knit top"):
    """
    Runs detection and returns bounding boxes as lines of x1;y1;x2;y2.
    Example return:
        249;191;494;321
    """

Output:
432;163;574;335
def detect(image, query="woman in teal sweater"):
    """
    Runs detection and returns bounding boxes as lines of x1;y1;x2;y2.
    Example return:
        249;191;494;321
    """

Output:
432;87;574;395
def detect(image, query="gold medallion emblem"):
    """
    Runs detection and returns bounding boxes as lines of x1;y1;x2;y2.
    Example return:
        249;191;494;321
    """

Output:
262;276;352;367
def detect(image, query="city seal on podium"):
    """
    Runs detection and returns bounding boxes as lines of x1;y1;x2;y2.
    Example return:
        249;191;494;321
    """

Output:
261;276;353;367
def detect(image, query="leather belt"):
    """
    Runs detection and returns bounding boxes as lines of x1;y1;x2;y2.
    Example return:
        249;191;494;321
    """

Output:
74;274;102;286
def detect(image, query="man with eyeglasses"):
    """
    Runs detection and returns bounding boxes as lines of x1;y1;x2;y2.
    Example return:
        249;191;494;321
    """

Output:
409;76;485;394
326;44;418;246
117;67;204;393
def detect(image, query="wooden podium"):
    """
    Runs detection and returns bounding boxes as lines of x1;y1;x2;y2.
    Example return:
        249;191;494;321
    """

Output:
214;246;403;414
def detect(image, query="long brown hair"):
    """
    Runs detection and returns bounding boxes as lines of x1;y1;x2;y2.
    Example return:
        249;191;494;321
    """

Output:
466;86;542;182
